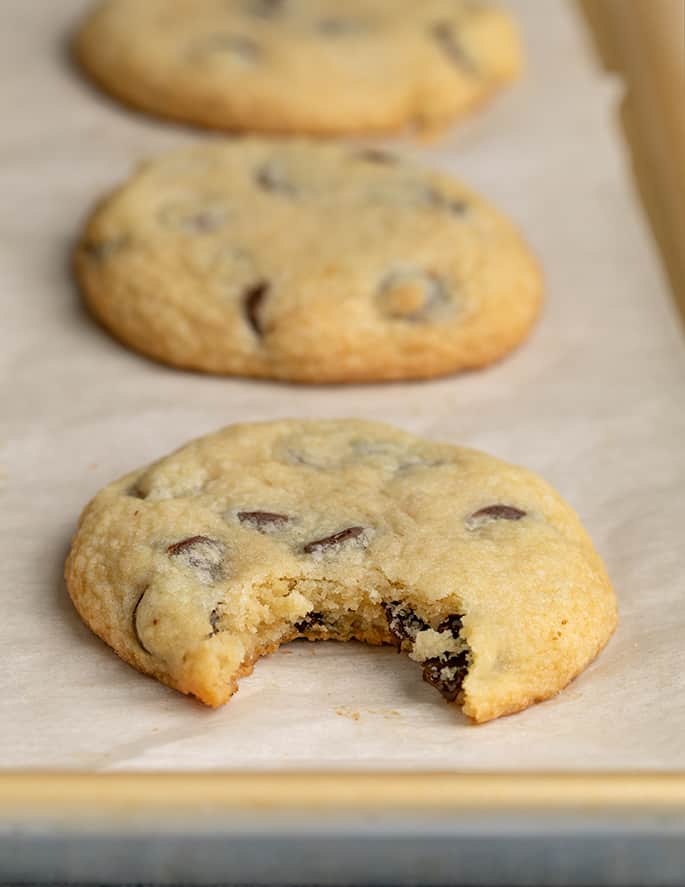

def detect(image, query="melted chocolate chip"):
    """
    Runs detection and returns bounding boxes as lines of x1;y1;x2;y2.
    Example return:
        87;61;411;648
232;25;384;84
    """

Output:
383;601;429;647
166;536;224;581
295;611;326;632
468;505;526;526
430;21;477;75
437;614;464;637
209;605;223;637
356;149;398;165
243;280;269;336
303;526;365;554
422;653;468;702
132;588;152;654
238;510;289;530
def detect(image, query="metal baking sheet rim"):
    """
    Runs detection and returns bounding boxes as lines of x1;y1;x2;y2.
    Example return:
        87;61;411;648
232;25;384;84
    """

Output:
3;775;685;887
2;771;685;820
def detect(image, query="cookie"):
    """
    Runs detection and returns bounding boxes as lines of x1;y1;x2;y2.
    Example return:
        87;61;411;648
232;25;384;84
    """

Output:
74;0;522;136
75;140;542;383
65;420;617;723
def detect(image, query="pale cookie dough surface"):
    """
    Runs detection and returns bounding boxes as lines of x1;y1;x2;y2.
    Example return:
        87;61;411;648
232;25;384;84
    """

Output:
74;0;522;136
76;140;542;383
65;420;617;723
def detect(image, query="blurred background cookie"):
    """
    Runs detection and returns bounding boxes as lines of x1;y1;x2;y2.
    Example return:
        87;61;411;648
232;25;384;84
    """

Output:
74;0;522;136
75;140;542;383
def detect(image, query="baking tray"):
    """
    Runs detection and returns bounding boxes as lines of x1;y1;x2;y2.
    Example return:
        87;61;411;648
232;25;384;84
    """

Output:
1;1;684;884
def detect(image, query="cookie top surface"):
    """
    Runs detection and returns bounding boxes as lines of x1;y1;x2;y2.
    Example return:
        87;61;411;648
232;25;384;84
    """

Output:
65;420;616;723
76;140;542;383
75;0;522;135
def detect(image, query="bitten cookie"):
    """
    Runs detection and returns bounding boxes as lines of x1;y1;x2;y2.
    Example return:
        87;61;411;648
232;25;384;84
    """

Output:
74;0;522;136
65;420;617;723
75;140;542;383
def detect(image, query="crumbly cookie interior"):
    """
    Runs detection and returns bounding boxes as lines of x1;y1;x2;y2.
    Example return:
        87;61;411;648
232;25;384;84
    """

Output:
133;558;472;708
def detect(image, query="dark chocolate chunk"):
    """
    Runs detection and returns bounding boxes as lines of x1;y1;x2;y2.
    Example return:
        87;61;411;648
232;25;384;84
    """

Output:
166;535;224;581
383;601;429;647
437;614;464;637
132;588;152;654
469;505;526;524
430;21;477;75
243;280;269;336
303;526;365;554
294;611;326;632
237;510;289;530
422;652;468;702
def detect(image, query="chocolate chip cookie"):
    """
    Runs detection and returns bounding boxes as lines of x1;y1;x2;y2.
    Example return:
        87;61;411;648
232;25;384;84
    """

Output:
65;420;617;723
74;0;522;136
75;140;542;383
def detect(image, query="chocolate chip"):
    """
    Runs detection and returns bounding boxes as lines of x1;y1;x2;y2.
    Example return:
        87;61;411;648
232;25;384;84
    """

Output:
437;614;464;638
430;21;477;75
255;161;296;195
294;611;326;632
383;601;429;647
166;536;224;582
192;33;260;63
377;269;450;322
132;588;152;654
126;483;146;499
467;505;526;528
243;280;269;336
209;605;223;637
355;149;398;165
303;526;365;555
422;653;468;702
238;510;289;530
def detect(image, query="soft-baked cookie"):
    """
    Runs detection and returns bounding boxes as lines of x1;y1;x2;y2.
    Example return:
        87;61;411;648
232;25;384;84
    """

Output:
74;0;522;136
65;420;617;723
75;140;542;383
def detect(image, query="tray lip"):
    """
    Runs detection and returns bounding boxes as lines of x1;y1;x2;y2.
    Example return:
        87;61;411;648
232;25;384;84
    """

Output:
2;772;685;817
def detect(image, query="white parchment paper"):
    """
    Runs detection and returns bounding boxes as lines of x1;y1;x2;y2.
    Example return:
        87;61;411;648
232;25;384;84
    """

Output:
1;0;684;772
